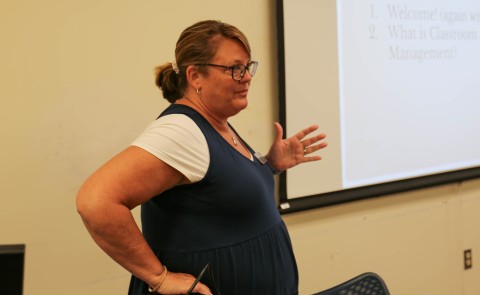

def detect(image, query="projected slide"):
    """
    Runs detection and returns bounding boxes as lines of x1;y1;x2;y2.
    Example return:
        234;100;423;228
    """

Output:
338;0;480;188
279;0;480;204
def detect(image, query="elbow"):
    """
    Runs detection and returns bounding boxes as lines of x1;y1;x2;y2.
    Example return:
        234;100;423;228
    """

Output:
76;186;90;219
76;182;129;223
76;184;99;221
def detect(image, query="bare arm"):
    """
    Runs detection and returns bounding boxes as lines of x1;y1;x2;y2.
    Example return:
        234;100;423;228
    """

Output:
76;146;211;294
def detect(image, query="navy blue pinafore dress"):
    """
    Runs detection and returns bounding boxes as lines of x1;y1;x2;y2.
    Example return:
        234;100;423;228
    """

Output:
128;104;298;295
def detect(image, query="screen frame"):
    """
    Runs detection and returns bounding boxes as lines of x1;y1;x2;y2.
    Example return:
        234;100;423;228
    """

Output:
275;0;480;214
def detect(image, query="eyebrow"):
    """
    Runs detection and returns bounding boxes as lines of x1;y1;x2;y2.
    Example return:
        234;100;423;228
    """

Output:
228;59;251;65
213;57;250;64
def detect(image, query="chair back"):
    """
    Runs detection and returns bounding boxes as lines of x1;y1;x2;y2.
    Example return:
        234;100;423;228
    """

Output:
314;272;390;295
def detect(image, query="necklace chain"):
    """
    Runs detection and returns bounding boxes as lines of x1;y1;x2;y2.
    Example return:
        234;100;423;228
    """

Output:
181;97;239;147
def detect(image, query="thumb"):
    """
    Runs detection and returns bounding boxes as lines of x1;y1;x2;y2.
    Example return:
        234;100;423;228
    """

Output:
273;122;284;144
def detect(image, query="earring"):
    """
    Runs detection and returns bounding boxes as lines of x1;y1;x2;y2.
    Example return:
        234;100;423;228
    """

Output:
196;88;200;95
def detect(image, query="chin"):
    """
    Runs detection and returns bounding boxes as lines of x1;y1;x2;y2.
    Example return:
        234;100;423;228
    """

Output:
238;97;248;109
229;99;248;116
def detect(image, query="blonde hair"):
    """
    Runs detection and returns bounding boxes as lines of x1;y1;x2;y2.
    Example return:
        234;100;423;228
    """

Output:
155;20;251;103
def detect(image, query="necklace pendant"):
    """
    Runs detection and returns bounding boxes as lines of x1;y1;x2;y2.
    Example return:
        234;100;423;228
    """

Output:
232;136;238;146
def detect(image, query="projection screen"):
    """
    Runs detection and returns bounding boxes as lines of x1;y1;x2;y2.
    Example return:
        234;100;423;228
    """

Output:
276;0;480;213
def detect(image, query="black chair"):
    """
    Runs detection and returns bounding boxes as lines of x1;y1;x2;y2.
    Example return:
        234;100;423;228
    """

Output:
313;272;390;295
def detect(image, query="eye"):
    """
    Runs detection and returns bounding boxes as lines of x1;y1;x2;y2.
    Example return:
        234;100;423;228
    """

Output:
232;64;243;72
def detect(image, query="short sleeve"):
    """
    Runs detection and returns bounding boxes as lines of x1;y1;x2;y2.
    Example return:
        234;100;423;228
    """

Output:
131;114;209;182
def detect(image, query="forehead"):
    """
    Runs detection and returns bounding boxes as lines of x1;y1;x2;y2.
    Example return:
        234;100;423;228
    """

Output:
212;38;250;63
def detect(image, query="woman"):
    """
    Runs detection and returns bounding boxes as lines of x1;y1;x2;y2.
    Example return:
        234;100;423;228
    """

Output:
76;20;327;295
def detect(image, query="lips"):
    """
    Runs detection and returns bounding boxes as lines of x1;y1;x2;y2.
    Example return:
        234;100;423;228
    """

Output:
236;89;249;96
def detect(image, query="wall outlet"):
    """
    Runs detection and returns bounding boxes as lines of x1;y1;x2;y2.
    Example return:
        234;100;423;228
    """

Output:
464;249;472;270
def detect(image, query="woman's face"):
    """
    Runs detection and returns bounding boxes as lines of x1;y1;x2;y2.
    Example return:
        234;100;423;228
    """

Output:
198;38;252;120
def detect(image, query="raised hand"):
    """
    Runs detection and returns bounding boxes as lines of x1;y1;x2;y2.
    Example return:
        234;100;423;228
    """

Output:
266;122;327;173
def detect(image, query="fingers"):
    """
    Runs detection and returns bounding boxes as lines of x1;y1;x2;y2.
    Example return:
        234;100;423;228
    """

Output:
303;141;328;155
301;133;327;148
302;155;322;162
185;274;212;295
274;122;327;158
193;282;213;295
161;272;213;295
301;129;327;160
294;124;319;140
275;123;324;143
187;281;212;295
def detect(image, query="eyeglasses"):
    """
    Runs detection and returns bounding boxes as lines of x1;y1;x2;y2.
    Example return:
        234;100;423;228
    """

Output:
185;263;221;295
195;61;258;81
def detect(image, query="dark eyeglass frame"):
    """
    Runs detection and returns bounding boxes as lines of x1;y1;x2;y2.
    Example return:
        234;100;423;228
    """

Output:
194;61;258;81
185;263;221;295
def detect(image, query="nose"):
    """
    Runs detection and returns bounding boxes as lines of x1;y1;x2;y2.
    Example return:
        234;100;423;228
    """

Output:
239;70;252;83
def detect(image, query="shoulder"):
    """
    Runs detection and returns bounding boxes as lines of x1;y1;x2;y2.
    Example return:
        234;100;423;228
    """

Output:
131;114;209;182
153;113;202;132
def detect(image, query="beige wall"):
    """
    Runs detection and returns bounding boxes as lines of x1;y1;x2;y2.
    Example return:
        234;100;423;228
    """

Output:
1;1;479;294
286;179;480;294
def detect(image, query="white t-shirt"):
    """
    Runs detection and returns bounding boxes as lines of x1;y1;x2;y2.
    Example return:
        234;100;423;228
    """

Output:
131;114;209;182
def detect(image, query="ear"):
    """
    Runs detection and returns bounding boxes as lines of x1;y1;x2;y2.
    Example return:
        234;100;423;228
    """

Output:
185;65;202;90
